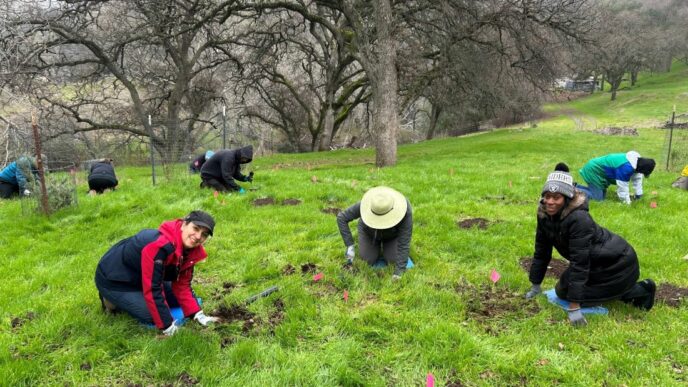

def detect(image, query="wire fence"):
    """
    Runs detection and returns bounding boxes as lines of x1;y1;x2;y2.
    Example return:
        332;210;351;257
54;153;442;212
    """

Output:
662;111;688;172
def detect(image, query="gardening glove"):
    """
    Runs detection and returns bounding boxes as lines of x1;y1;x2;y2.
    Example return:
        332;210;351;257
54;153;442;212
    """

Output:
345;245;355;263
194;311;220;326
247;171;254;182
22;189;31;196
162;321;179;336
567;308;587;327
525;284;542;299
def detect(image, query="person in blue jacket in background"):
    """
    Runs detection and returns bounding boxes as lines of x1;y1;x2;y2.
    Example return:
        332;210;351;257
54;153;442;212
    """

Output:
0;156;39;199
576;151;655;204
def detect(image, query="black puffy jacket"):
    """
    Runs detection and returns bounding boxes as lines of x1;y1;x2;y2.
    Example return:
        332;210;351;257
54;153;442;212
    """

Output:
529;191;639;302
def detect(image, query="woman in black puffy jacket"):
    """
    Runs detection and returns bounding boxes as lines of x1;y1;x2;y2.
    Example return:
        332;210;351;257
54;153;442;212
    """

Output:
525;170;656;326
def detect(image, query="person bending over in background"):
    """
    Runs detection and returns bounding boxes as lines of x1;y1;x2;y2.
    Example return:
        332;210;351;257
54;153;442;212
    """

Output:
0;155;39;199
88;158;118;195
671;165;688;190
337;186;413;280
199;145;253;192
525;171;656;327
576;151;655;204
189;150;214;174
95;210;220;336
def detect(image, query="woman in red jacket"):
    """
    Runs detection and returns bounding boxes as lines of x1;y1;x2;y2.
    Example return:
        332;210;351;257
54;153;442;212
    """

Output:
95;210;220;335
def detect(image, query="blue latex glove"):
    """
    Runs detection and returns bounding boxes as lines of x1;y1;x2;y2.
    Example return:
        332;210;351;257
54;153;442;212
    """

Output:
567;308;588;327
239;187;246;194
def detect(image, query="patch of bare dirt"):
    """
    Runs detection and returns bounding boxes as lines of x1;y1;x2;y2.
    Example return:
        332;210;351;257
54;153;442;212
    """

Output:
211;281;238;300
321;207;341;215
11;311;36;329
656;283;688;308
252;197;275;206
519;257;568;278
457;218;491;229
301;263;318;273
282;198;301;206
213;303;256;330
282;264;296;275
446;369;465;387
268;299;285;329
593;127;638;136
455;281;540;334
177;371;199;386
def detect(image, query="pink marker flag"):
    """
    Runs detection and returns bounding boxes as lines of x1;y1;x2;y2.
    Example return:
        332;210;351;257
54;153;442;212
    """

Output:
343;290;349;302
490;269;501;284
650;201;657;208
213;191;219;198
313;272;324;282
426;373;435;387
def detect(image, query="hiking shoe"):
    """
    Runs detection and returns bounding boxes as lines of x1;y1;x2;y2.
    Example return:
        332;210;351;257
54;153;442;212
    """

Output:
637;279;656;311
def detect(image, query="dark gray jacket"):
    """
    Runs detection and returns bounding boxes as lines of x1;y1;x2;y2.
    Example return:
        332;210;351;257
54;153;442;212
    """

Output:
529;191;639;302
200;146;253;190
337;200;413;273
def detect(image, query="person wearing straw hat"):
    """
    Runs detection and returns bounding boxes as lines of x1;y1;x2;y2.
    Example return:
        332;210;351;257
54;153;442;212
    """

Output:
525;171;656;327
337;186;413;280
95;210;220;335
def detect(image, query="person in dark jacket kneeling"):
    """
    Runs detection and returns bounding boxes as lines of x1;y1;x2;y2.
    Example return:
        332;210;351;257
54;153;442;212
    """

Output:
200;145;253;192
525;171;656;327
95;210;220;336
88;159;118;194
337;186;412;280
189;150;214;174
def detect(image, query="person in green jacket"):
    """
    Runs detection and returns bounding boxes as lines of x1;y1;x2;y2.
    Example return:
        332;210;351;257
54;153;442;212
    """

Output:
577;151;655;204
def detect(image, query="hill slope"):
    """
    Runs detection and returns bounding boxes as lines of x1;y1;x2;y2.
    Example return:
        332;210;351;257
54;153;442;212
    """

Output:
1;63;688;386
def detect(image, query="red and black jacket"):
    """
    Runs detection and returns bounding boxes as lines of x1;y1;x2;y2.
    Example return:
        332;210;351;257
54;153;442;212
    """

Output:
96;220;206;329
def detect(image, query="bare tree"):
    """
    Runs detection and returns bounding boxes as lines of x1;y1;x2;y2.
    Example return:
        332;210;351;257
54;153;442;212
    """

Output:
238;6;368;152
3;0;251;164
399;0;596;139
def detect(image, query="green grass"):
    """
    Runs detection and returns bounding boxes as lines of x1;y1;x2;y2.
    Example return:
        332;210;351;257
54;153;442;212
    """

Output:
2;63;688;386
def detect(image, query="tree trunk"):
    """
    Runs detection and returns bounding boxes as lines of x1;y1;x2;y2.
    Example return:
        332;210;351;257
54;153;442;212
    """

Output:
600;74;605;91
425;105;442;140
318;89;336;151
630;70;638;86
372;0;398;167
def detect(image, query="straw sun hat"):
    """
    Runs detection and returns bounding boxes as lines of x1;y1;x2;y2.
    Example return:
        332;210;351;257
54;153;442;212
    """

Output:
360;186;408;230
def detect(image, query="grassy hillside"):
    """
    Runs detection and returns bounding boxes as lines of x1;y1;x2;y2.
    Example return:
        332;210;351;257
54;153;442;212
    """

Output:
2;63;688;386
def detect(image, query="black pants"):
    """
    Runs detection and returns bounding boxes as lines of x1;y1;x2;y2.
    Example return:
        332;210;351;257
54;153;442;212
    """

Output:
200;176;238;192
556;277;653;309
95;271;181;325
0;181;18;198
88;177;118;193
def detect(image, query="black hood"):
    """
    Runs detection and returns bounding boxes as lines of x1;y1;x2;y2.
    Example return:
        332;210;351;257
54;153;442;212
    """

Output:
237;145;253;164
636;157;655;177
